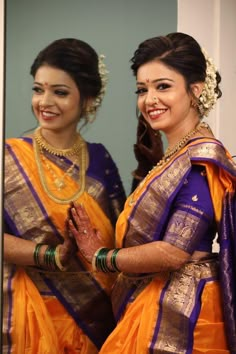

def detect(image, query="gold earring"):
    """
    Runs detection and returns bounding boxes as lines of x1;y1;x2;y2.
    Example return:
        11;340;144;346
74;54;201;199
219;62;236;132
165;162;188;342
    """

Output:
191;98;198;108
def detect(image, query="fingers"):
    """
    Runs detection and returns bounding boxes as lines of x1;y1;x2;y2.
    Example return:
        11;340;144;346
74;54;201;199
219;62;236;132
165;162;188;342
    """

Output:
70;208;90;232
68;204;94;239
68;218;79;238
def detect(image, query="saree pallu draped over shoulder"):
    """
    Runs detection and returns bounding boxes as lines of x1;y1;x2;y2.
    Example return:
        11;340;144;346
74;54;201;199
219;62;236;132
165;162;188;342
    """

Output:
3;138;119;354
100;138;236;354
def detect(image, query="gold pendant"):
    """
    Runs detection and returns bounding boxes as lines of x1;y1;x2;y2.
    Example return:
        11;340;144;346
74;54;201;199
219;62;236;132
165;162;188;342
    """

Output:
54;178;65;190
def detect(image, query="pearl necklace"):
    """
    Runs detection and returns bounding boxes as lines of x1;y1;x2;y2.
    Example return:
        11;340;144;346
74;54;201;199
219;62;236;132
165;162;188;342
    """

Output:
129;121;211;206
33;129;87;204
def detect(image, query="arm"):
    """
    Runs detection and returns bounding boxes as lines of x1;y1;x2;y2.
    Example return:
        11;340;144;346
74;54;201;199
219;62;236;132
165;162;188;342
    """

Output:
69;204;190;272
4;233;42;266
69;165;214;273
105;241;190;273
4;231;77;269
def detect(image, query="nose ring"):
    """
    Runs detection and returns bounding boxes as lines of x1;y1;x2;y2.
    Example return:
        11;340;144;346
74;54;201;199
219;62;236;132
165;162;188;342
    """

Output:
153;96;158;102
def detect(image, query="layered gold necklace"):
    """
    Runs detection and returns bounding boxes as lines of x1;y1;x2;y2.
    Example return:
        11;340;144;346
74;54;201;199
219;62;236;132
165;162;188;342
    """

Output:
129;121;212;206
33;127;87;204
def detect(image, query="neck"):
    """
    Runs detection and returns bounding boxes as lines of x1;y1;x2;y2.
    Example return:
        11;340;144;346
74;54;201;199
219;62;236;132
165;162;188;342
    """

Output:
34;127;84;157
164;121;210;160
40;127;78;150
165;118;200;152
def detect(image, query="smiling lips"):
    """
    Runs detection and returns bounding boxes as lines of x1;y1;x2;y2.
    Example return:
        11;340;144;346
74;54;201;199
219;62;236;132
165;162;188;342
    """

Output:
40;110;59;120
148;108;167;120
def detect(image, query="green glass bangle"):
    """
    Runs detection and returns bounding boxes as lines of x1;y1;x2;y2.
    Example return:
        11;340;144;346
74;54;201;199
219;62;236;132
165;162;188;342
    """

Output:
96;248;109;272
110;248;121;272
44;246;57;271
95;247;116;273
33;243;46;267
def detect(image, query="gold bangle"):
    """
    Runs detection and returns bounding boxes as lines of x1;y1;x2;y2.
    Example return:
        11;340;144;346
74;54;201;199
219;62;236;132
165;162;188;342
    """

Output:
54;245;67;271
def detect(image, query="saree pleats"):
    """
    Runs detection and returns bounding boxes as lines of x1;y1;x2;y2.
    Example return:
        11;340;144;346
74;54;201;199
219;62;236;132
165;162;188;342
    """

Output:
11;268;59;354
10;268;97;354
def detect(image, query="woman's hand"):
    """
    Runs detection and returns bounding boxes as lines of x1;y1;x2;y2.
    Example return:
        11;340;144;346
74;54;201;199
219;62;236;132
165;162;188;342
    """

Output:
58;229;78;266
67;203;104;263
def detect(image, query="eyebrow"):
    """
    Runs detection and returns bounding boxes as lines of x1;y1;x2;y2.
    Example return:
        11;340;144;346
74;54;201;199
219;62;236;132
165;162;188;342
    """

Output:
33;82;71;89
136;78;174;85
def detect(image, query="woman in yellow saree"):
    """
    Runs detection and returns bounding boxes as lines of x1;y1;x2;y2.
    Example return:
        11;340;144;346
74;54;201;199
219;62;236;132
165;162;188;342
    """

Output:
3;38;126;354
68;33;236;353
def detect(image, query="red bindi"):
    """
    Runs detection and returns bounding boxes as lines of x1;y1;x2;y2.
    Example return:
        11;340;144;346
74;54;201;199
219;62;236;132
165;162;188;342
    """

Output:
146;79;150;83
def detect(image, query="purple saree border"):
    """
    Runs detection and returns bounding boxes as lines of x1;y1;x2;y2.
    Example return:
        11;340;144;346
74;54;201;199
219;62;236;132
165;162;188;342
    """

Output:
186;276;217;354
149;279;170;354
150;276;217;354
127;154;191;239
219;191;236;353
5;142;63;241
42;277;113;349
115;287;137;322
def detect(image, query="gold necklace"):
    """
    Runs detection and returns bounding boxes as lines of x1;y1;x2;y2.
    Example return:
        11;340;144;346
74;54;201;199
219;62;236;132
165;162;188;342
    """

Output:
129;121;211;206
156;121;210;167
33;131;88;204
34;127;83;157
39;148;79;190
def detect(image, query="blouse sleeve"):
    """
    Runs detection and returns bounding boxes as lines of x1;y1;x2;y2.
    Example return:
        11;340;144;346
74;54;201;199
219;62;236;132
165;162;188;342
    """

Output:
163;164;216;254
88;143;126;226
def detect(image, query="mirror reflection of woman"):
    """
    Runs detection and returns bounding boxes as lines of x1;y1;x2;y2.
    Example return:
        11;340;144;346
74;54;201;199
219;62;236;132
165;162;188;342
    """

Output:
68;33;236;353
3;38;126;354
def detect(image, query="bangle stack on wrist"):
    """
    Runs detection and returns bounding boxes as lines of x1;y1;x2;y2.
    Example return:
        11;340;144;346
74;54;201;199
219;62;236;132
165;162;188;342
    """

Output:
34;243;46;267
33;243;66;271
92;247;121;273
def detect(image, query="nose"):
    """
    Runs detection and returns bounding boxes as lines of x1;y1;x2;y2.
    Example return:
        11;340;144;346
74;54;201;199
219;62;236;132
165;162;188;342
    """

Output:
145;90;159;106
39;93;54;108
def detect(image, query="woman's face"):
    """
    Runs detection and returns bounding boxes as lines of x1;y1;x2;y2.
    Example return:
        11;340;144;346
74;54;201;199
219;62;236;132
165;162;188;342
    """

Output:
32;65;81;133
136;60;196;134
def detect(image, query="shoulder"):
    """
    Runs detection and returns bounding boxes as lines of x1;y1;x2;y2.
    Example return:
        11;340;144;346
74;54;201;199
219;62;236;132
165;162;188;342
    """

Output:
86;142;118;171
187;136;228;155
187;137;236;176
6;136;32;148
5;137;33;164
86;142;116;163
86;142;111;157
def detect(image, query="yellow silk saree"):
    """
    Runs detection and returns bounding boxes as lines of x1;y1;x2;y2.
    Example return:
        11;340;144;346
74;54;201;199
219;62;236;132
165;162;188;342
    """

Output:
4;137;126;353
100;138;236;354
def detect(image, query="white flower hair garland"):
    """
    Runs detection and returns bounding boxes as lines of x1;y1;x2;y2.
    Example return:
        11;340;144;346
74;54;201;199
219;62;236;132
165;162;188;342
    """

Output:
86;54;109;121
198;48;218;117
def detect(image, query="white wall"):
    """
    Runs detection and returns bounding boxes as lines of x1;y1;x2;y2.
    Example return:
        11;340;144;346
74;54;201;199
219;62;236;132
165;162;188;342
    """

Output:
0;0;4;335
178;0;236;252
178;0;236;155
5;0;177;195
